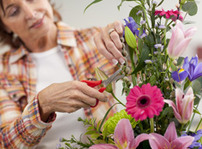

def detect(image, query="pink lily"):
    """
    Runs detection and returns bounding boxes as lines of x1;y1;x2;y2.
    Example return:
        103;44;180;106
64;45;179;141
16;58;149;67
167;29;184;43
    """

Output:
164;87;194;124
89;119;150;149
149;122;194;149
167;20;197;59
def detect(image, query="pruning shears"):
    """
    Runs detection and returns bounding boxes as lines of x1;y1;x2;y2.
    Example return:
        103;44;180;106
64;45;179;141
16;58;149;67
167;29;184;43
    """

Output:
81;67;124;108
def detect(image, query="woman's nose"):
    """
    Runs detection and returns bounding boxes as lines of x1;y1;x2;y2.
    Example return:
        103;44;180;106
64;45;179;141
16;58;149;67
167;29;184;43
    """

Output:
24;5;36;20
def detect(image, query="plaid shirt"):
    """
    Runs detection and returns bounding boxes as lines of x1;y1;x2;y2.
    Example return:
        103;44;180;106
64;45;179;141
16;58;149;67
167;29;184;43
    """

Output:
0;22;116;148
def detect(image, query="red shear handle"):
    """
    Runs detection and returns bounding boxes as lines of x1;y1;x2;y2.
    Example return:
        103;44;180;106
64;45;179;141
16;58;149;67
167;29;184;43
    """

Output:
81;80;106;108
81;80;102;87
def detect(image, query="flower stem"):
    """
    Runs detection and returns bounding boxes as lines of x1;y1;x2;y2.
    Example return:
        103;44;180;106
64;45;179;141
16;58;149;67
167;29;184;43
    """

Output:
195;118;202;132
188;103;199;132
180;124;185;134
129;46;137;86
163;19;168;46
150;118;154;133
111;91;125;107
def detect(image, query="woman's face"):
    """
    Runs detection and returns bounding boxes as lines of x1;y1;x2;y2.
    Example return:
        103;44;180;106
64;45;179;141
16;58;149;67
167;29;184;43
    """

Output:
0;0;55;42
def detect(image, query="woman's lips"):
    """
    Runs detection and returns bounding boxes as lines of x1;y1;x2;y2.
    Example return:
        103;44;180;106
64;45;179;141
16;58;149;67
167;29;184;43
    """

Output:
30;16;44;29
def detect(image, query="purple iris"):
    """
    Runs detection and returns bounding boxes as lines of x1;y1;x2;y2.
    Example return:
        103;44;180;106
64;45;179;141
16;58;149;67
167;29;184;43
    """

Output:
181;130;202;148
171;55;202;82
124;17;140;36
188;55;202;81
123;17;147;38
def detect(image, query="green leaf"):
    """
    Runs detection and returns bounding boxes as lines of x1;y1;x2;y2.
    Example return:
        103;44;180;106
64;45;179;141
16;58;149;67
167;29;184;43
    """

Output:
117;0;135;10
170;62;178;71
193;108;201;115
91;133;101;139
192;80;202;93
180;0;186;4
182;1;198;16
198;135;202;144
131;44;150;74
157;0;164;7
84;0;103;13
149;75;156;86
98;103;119;132
85;130;97;135
129;5;143;25
177;57;184;66
125;26;137;49
194;95;201;105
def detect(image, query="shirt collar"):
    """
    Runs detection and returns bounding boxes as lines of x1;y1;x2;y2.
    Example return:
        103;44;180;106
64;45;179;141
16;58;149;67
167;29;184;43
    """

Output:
9;22;77;64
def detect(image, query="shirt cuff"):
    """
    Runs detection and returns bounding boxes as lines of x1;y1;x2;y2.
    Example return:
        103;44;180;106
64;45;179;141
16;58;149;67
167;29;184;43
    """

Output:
22;97;56;130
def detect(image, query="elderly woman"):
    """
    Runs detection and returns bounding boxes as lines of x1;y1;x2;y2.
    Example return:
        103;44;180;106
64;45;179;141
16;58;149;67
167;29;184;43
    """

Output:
0;0;124;148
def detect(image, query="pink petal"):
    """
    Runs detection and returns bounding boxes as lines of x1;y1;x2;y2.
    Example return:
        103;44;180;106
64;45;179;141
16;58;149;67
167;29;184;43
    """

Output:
184;27;197;38
173;38;191;57
133;133;150;148
164;122;177;142
175;20;184;32
181;88;194;123
164;100;182;121
114;119;134;146
176;88;184;114
149;133;170;149
168;27;185;57
171;136;194;149
89;144;117;149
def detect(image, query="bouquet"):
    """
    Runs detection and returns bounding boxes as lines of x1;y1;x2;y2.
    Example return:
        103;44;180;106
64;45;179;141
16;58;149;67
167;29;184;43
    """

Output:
59;0;202;148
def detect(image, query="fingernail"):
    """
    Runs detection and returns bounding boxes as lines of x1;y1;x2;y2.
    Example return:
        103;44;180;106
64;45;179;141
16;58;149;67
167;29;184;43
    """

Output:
119;58;125;64
112;59;118;65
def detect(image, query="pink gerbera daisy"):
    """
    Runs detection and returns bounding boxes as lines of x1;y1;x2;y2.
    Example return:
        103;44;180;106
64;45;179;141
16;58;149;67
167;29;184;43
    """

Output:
126;83;165;121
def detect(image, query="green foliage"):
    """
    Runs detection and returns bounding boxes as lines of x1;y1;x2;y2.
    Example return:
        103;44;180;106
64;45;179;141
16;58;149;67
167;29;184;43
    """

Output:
182;1;198;16
102;110;139;138
129;5;142;24
125;26;137;49
84;0;103;13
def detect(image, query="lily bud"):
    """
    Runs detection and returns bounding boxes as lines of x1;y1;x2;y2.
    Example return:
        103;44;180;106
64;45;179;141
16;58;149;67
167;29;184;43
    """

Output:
95;67;113;93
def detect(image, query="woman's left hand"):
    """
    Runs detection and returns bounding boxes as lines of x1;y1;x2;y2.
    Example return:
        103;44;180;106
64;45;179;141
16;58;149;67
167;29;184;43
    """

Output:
94;21;125;65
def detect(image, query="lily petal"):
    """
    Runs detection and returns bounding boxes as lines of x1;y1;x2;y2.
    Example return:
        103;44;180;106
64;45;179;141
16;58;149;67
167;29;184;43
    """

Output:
133;134;151;148
173;38;191;58
171;136;194;149
114;119;134;147
149;133;170;149
184;27;197;37
164;122;177;142
164;100;182;121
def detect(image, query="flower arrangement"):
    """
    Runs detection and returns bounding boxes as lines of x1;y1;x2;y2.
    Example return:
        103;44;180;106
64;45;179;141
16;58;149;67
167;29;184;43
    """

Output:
59;0;202;148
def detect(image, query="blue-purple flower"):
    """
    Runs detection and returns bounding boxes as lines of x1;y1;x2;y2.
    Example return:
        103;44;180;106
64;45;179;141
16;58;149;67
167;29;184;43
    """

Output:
172;55;202;82
181;129;202;148
124;17;146;38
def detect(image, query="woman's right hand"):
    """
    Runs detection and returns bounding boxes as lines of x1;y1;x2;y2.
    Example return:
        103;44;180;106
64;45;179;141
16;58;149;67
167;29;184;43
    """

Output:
37;80;108;122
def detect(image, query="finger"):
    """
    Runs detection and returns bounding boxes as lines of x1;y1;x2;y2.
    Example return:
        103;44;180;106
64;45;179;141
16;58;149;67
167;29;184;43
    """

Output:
109;31;123;50
113;21;124;36
110;21;124;51
94;34;114;61
103;24;125;64
69;88;98;107
104;37;124;64
79;82;108;102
